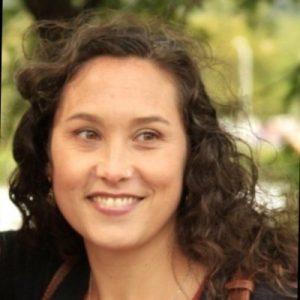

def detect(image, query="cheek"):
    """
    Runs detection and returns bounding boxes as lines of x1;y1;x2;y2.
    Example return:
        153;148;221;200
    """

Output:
140;150;187;198
53;162;82;192
50;139;90;193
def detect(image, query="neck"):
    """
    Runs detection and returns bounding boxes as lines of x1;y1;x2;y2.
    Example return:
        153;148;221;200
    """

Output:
84;235;204;300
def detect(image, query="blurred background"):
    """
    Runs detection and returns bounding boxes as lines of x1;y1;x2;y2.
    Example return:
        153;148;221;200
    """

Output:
1;0;299;231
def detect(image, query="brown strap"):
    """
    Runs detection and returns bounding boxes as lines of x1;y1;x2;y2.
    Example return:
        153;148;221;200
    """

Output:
42;259;76;300
225;278;255;300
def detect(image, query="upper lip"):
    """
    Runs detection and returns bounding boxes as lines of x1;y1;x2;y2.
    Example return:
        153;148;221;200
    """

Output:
87;192;144;199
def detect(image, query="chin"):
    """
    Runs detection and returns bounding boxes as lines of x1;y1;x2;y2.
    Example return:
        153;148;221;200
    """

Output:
86;238;143;253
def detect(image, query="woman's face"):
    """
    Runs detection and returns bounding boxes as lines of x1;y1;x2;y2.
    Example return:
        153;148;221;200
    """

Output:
50;56;188;251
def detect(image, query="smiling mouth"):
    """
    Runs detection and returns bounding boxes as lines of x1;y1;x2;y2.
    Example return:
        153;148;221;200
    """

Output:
91;196;141;208
87;191;145;211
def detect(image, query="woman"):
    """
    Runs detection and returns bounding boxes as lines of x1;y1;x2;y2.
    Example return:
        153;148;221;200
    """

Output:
0;13;297;300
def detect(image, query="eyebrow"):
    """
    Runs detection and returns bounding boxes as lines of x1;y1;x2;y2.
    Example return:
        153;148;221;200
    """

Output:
66;113;101;123
131;116;171;126
66;113;171;126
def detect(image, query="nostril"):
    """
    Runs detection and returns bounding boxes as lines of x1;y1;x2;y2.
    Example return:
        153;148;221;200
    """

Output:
94;150;133;182
95;166;134;183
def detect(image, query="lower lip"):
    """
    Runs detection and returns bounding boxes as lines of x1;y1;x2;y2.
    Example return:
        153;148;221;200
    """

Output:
89;199;142;216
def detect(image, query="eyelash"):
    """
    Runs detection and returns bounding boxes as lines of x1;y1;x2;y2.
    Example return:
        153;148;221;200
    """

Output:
73;128;161;143
75;129;100;140
135;130;161;142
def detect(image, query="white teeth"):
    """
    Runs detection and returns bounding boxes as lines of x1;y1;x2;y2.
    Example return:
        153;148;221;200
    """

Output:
93;196;139;207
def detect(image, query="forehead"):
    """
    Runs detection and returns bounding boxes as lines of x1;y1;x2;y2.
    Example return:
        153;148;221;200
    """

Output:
67;55;178;90
55;56;183;122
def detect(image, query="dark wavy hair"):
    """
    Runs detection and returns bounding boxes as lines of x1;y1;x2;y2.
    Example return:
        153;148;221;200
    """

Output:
9;12;297;299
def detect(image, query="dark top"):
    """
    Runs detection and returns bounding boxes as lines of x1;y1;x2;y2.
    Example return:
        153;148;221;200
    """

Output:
0;231;296;300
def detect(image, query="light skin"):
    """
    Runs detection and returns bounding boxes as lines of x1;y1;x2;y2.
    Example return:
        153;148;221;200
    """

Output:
49;56;205;299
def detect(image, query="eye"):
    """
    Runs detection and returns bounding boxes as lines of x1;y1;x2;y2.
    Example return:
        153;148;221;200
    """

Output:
76;129;99;140
135;130;160;142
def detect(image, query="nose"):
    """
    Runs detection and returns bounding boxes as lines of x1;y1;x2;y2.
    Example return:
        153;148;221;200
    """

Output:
94;142;133;184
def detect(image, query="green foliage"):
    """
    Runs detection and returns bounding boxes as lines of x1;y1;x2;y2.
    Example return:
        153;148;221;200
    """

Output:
258;143;299;187
1;9;33;180
284;63;300;106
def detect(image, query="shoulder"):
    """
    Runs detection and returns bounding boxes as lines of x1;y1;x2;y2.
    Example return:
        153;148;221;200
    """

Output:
0;230;62;300
252;282;297;300
0;230;23;267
